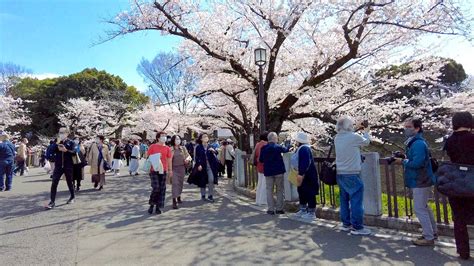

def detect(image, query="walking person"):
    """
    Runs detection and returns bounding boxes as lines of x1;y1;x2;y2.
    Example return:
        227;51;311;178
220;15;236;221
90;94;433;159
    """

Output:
111;139;123;176
129;140;140;175
13;138;28;176
443;112;474;260
221;139;235;179
125;140;132;166
170;135;191;209
140;140;148;159
194;133;219;202
72;137;86;192
252;131;268;206
334;116;372;235
0;131;15;192
45;128;77;209
259;132;290;215
292;132;319;220
397;118;437;245
87;136;111;191
147;131;173;215
45;139;56;179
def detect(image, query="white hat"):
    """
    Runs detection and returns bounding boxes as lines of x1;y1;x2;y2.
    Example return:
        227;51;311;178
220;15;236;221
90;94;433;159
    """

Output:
226;138;232;142
295;132;310;144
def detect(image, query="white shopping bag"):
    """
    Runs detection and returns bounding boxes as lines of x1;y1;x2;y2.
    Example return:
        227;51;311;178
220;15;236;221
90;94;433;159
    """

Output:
148;153;164;174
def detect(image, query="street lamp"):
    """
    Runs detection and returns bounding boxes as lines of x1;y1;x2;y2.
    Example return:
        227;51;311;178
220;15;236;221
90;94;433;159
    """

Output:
254;47;267;133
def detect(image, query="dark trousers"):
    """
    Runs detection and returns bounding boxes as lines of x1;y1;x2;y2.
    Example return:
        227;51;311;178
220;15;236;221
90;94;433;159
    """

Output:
297;187;317;210
149;171;166;208
14;160;25;176
126;154;131;166
225;160;233;179
50;167;74;203
449;197;474;257
0;162;13;190
72;165;83;189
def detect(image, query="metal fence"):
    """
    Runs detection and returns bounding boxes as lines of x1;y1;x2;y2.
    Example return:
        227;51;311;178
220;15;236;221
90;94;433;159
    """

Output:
239;154;451;225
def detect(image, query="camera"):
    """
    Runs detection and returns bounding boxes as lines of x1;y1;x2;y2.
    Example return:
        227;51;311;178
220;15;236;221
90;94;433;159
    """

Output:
386;151;406;164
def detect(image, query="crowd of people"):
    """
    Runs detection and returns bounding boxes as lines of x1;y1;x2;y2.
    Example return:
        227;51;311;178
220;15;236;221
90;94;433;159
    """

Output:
0;111;472;260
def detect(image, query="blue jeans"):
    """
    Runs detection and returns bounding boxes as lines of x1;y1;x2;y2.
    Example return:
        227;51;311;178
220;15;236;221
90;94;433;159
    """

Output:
337;174;365;230
0;162;14;190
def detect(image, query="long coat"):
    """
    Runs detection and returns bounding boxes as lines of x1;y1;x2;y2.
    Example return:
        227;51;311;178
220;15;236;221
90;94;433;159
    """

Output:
297;145;319;196
193;144;219;187
87;143;111;175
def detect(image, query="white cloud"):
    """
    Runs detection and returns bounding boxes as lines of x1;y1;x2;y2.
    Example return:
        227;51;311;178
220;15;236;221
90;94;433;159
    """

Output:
27;73;61;80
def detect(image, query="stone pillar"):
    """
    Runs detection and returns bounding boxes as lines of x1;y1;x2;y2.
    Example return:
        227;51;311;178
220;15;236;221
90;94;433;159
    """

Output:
360;152;382;216
283;153;299;201
234;149;246;187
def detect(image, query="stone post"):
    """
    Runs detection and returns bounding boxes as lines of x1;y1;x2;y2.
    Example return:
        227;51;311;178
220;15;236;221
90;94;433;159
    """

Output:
360;152;382;216
234;149;246;187
283;153;299;201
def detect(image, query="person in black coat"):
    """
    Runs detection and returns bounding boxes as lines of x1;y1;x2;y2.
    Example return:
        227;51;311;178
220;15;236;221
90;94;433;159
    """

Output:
444;111;474;260
46;127;77;209
193;133;219;202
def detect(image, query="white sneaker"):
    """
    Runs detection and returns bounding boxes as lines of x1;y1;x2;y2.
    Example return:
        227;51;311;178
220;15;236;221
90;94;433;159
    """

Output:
293;209;307;218
339;224;352;232
301;212;316;221
350;228;371;236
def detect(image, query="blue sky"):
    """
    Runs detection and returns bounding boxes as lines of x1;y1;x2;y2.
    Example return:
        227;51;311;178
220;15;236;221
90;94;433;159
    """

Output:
0;0;180;91
0;0;473;92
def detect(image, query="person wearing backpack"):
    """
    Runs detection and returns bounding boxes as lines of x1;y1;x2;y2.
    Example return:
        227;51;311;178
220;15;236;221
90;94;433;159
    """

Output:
292;132;319;221
443;112;474;260
396;118;437;246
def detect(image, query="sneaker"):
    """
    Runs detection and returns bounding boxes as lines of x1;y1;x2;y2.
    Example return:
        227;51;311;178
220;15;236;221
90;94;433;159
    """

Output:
301;212;316;221
350;228;371;236
275;210;285;215
201;195;206;201
66;198;75;204
339;224;352;232
208;196;215;203
412;237;434;246
155;206;162;215
148;205;154;214
417;235;438;241
45;202;55;209
293;209;307;218
267;210;275;215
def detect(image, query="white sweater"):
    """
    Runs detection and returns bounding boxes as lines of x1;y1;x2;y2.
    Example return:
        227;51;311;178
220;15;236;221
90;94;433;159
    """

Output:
334;131;371;175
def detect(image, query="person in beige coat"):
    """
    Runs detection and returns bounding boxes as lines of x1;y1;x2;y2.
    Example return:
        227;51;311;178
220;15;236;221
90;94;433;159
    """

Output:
87;135;111;191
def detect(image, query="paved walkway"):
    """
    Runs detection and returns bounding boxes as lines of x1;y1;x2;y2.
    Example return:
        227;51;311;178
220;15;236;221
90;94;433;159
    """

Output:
0;166;470;265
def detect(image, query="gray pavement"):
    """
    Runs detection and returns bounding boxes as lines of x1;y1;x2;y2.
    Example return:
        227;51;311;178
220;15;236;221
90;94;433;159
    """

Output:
0;166;470;265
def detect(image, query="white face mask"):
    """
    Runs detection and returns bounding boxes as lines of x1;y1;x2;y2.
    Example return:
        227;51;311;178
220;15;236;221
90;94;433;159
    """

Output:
74;139;79;144
159;136;167;143
175;139;181;145
59;133;67;140
96;138;101;143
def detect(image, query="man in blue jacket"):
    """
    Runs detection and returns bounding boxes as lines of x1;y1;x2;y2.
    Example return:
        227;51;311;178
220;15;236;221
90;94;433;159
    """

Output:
259;132;290;215
0;130;16;191
397;118;437;246
46;128;77;209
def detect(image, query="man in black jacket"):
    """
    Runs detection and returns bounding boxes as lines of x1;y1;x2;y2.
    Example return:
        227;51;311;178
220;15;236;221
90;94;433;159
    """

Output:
46;128;77;209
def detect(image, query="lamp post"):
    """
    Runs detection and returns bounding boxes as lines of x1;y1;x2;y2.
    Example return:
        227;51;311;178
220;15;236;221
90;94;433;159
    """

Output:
254;48;267;133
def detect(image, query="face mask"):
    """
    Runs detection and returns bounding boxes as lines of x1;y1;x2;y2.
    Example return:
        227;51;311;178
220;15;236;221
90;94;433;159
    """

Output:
59;133;67;140
96;138;100;143
74;139;79;144
404;128;416;137
159;136;167;143
175;139;181;145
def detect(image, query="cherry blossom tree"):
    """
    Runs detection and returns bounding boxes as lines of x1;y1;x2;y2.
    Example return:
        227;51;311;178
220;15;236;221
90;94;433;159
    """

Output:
107;1;472;149
58;98;136;139
0;95;31;134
